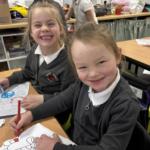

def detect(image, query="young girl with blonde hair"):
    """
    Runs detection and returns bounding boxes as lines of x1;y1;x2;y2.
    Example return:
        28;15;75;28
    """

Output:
9;23;148;150
29;0;67;34
0;1;75;124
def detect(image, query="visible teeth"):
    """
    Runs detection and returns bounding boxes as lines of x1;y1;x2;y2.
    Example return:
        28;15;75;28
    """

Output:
41;36;51;39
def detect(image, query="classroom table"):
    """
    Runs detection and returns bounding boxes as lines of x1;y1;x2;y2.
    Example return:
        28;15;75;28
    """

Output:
117;37;150;74
0;68;69;147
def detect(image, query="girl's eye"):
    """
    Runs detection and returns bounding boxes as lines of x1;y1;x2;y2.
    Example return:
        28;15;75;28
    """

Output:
98;61;105;65
34;25;41;27
48;23;55;26
79;67;87;70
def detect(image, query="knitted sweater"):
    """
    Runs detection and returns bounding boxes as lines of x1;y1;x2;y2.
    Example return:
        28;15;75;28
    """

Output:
7;43;75;102
30;77;141;150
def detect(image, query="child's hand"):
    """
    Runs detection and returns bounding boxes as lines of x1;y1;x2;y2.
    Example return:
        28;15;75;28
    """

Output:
34;133;61;150
9;111;33;133
0;78;9;90
21;94;44;110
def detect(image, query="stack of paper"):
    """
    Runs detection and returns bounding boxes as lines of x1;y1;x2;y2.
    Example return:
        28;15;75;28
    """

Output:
136;39;150;46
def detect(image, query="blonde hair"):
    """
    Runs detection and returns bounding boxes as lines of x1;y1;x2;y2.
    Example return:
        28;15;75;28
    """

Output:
68;23;125;74
23;0;66;45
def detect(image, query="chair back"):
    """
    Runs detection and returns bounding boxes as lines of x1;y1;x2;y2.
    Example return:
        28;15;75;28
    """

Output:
122;72;150;132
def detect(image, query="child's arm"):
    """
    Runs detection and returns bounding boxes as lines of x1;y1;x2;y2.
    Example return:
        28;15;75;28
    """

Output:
30;79;80;121
65;0;74;21
65;8;74;21
83;0;96;24
7;44;37;86
85;9;96;24
21;94;44;110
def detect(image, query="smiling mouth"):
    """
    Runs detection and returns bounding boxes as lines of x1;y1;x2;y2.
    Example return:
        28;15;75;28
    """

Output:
40;36;52;40
89;77;105;83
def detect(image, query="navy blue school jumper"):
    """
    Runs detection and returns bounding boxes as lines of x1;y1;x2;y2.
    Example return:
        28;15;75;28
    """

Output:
7;43;75;124
30;77;145;150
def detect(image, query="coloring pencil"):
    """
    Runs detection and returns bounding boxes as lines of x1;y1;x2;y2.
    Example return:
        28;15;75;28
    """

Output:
0;85;5;94
17;100;21;137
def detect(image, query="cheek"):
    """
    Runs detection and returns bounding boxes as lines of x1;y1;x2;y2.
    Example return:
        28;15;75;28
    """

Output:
77;70;86;81
102;65;116;75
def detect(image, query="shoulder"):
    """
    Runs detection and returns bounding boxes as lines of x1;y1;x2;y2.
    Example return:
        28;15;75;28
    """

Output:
27;43;38;57
31;43;38;51
58;45;68;58
72;78;84;92
110;76;140;108
117;76;138;100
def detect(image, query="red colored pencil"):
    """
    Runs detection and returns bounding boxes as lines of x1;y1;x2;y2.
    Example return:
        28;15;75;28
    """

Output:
17;100;21;137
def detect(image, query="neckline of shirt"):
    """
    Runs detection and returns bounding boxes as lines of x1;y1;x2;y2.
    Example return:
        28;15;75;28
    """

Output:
88;68;120;107
35;43;65;65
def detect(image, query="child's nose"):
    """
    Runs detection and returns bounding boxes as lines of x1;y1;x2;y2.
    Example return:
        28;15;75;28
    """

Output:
89;71;99;78
41;25;49;31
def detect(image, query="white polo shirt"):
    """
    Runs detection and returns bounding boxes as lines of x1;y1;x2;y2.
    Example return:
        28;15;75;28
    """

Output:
70;0;98;25
88;69;120;106
35;44;65;66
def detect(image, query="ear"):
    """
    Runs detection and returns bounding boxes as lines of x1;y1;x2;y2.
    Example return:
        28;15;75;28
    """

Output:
116;47;122;65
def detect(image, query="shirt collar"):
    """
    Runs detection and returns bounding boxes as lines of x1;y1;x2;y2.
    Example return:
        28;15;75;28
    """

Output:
35;45;42;55
88;68;120;106
35;43;65;64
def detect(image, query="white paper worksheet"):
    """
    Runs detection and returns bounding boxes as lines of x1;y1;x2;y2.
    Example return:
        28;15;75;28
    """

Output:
136;39;150;46
0;82;29;118
0;123;76;150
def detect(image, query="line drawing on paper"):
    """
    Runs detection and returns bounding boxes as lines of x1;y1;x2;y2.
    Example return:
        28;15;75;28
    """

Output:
0;82;29;117
2;137;36;150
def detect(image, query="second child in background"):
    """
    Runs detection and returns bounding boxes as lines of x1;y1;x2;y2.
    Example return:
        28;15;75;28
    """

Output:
0;1;75;125
65;0;98;26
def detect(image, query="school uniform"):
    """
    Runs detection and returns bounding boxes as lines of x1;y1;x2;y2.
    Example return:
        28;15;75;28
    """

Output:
70;0;98;25
7;43;75;124
30;70;145;150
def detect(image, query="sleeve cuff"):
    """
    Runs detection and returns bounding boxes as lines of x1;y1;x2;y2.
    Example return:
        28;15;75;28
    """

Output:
43;94;54;102
54;142;68;150
83;3;92;12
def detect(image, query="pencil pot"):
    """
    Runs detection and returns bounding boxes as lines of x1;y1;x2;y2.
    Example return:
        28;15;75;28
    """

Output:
116;9;121;15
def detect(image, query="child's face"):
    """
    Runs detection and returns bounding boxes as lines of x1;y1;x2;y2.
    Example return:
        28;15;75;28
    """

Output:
72;40;121;93
30;8;62;50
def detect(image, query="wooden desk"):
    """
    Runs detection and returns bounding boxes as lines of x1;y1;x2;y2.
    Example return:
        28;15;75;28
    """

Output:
0;68;68;147
0;12;149;29
117;37;150;72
